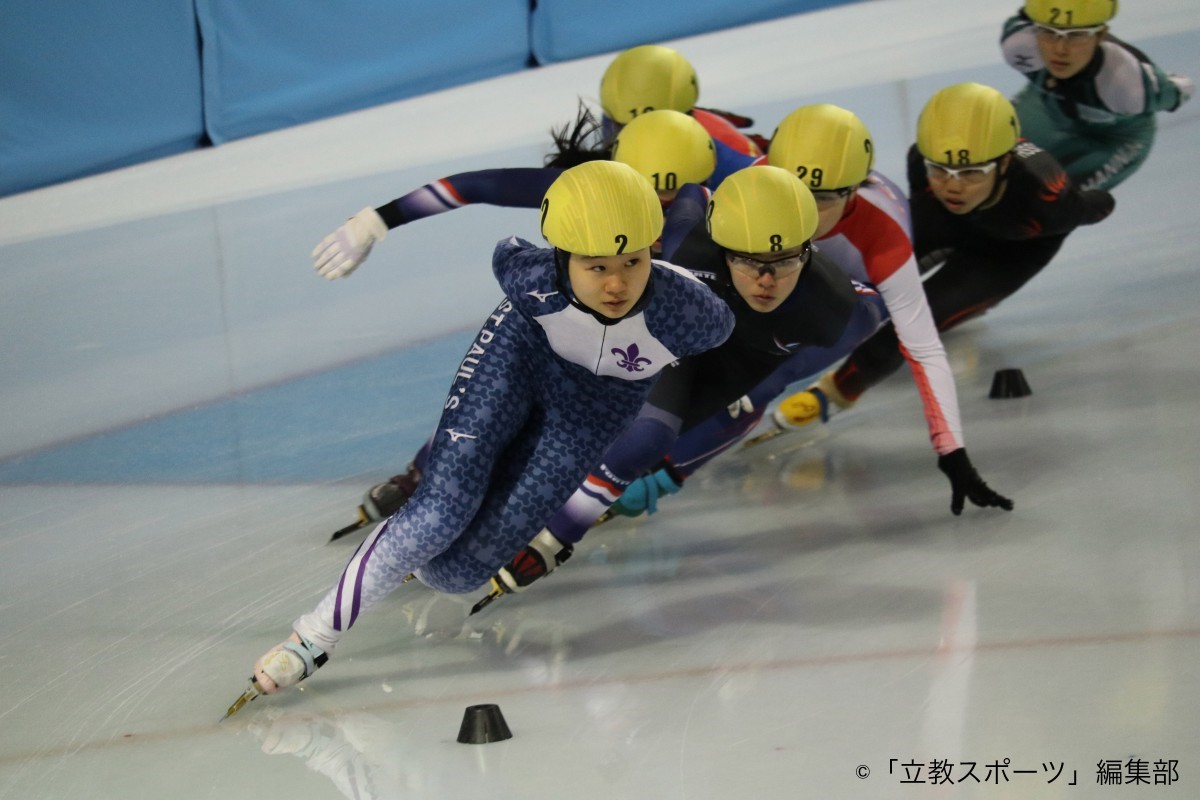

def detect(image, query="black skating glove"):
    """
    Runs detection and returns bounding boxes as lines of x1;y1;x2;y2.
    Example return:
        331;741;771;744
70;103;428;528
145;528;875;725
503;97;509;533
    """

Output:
494;529;574;594
937;448;1014;516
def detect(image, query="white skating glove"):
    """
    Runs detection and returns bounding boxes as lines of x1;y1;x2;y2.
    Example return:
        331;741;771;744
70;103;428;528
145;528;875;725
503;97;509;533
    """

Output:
1168;74;1193;110
311;207;387;280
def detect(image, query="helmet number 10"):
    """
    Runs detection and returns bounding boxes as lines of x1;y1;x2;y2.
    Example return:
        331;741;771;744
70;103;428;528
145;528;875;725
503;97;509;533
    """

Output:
651;172;678;191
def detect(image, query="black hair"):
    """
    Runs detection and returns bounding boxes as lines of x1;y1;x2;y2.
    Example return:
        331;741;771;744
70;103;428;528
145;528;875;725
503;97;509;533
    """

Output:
544;101;613;169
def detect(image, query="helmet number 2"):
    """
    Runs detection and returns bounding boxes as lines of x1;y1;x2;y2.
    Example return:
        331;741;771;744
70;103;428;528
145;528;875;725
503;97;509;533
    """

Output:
614;234;628;254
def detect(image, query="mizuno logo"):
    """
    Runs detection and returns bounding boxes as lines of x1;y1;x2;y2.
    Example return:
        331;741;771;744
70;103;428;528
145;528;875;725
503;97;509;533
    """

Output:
527;290;558;303
445;429;478;442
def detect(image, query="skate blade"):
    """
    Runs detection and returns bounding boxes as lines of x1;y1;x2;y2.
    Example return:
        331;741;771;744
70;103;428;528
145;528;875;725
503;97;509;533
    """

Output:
328;507;370;543
221;678;264;722
591;509;615;527
469;582;504;616
743;426;789;449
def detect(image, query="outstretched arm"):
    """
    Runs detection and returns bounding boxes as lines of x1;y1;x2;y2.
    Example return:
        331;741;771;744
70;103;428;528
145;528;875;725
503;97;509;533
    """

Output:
312;168;561;279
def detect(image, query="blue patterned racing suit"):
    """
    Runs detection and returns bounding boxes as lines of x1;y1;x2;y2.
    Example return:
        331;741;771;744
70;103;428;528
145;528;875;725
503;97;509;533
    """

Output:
292;237;733;653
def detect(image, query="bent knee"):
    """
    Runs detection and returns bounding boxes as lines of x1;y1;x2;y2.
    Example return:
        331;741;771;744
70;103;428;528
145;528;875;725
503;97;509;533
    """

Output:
415;552;494;594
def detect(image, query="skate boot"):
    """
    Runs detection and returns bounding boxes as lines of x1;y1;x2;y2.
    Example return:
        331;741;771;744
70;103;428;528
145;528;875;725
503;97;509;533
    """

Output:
773;373;854;428
773;386;829;428
254;633;329;694
361;463;422;521
470;529;573;615
223;633;330;719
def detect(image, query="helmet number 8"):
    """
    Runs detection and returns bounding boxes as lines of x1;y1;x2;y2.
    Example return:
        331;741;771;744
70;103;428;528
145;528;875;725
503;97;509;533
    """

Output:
769;234;783;252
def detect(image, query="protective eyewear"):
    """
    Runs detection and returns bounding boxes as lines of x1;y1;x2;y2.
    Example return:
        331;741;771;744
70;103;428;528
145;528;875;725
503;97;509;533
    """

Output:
727;243;811;279
810;186;856;206
923;159;999;185
1032;22;1106;43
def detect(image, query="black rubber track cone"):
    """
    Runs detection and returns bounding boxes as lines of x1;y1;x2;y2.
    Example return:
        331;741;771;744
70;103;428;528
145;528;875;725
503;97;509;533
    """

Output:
989;368;1032;399
457;704;513;744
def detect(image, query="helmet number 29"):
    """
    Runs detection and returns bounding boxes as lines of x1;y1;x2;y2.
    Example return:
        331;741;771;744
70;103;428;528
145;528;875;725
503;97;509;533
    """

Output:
795;166;824;188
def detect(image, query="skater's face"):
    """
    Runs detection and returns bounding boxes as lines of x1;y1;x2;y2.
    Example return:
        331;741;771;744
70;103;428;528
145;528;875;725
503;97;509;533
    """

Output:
568;248;653;319
1034;23;1105;79
812;187;855;238
726;242;810;313
924;156;1008;215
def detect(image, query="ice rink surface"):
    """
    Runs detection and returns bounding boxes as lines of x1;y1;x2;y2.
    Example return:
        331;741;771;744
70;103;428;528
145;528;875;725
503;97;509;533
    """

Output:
2;1;1199;798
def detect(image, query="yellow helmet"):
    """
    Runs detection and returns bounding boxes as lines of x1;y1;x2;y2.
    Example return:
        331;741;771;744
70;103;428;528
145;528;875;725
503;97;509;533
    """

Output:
611;109;717;191
767;104;874;190
540;160;663;256
1024;0;1117;27
600;45;699;125
917;83;1020;166
706;165;818;254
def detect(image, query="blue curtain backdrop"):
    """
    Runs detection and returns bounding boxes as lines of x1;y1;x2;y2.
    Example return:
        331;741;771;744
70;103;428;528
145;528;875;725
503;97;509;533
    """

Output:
0;0;858;196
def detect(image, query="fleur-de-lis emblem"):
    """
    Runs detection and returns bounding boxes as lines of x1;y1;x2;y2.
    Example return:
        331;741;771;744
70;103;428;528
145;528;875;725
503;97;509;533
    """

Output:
612;343;652;372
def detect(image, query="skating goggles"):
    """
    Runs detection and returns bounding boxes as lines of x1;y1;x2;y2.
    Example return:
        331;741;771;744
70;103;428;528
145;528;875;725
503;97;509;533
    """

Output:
923;158;999;185
726;242;811;278
1032;23;1106;43
810;186;856;207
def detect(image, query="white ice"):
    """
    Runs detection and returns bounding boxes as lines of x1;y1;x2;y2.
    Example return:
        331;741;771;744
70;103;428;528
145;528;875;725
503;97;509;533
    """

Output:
1;1;1198;798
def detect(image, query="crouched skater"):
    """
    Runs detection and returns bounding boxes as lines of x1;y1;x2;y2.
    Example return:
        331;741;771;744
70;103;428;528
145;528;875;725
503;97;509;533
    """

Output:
240;160;734;701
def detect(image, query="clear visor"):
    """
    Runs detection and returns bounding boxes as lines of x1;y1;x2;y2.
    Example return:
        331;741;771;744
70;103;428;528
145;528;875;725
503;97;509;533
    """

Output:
1033;22;1106;42
726;242;812;279
810;186;856;207
923;158;999;185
